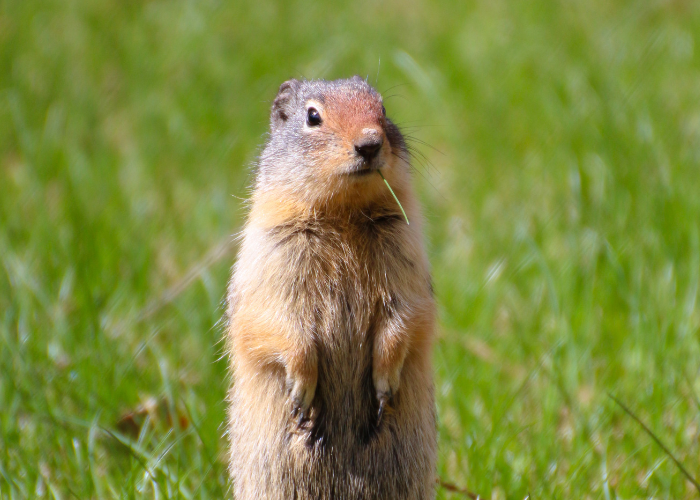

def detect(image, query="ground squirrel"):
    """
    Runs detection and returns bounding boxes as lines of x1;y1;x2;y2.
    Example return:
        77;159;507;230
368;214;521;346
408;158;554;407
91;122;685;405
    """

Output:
226;76;437;499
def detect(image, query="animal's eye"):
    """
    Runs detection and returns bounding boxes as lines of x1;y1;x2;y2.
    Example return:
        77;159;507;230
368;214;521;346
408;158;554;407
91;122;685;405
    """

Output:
381;105;386;116
306;107;322;127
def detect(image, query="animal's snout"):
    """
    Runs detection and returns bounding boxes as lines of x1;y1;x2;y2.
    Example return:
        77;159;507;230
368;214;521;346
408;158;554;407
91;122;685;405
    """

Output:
354;128;384;162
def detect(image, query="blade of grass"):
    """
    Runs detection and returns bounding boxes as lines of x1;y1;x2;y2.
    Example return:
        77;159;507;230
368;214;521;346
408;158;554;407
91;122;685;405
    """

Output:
377;169;409;225
437;477;481;499
608;393;700;495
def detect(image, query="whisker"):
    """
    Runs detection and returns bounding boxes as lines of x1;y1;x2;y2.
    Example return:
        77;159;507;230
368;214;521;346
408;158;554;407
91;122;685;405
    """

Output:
383;94;410;103
403;136;445;156
380;82;409;94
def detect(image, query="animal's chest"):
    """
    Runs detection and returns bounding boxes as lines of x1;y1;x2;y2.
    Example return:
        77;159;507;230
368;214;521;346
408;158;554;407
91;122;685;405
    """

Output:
277;229;396;343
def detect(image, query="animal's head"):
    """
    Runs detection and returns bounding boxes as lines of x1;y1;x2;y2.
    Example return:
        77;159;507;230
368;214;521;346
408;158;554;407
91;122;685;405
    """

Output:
256;77;411;211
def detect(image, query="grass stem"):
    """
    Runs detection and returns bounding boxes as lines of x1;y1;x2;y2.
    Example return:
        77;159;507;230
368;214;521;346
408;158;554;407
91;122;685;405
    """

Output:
377;170;409;225
608;393;700;495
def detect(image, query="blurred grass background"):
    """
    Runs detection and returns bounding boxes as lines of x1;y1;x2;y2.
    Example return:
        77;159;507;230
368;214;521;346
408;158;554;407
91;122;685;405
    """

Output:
2;0;700;498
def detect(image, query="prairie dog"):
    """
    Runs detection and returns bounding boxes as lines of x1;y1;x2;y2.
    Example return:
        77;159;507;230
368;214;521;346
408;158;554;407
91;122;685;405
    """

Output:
227;76;437;499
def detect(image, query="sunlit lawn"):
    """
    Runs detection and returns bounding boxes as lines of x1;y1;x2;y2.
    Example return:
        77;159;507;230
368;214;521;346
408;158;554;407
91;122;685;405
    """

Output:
2;0;700;498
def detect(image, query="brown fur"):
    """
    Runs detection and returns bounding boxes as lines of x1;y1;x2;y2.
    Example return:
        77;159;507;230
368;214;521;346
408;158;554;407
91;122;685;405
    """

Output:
226;77;437;499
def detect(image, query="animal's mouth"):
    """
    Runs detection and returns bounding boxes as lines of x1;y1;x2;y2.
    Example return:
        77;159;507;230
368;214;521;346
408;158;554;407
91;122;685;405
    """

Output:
346;158;382;177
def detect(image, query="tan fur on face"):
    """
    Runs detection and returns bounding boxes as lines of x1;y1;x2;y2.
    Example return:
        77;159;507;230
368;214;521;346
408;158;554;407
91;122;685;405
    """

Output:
314;91;387;170
227;78;437;499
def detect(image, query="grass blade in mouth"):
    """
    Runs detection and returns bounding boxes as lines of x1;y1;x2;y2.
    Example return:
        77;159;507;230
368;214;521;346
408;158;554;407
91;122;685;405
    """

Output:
377;170;409;225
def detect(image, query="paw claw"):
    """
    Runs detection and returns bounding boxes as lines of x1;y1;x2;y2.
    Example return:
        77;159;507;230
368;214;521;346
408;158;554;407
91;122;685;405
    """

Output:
376;390;392;425
377;398;386;425
286;375;316;428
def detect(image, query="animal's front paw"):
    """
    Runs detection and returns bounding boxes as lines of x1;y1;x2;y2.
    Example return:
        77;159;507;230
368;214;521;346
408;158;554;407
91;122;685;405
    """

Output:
376;387;392;425
286;373;316;427
373;368;401;425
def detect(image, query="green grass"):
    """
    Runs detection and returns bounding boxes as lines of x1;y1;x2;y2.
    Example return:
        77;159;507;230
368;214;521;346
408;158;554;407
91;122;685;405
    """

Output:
2;0;700;498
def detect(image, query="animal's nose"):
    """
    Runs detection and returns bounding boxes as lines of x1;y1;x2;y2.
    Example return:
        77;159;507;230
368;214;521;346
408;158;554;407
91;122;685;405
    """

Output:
354;130;384;162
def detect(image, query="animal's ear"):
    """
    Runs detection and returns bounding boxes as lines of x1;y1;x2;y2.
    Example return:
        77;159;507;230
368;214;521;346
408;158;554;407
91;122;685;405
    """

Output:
271;79;301;131
351;75;366;83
